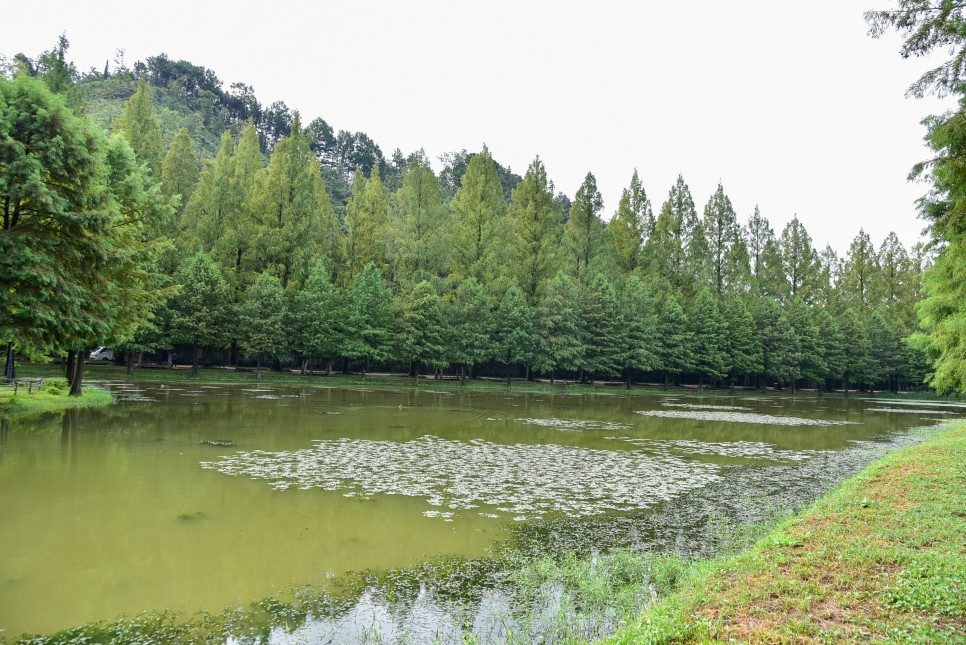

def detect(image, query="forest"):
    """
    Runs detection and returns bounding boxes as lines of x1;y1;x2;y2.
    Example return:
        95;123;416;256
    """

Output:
0;37;934;395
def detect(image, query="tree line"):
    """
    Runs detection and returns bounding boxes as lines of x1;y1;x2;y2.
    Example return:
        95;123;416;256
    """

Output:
0;42;932;394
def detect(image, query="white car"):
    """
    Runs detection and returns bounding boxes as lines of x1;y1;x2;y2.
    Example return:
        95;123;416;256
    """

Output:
89;347;114;362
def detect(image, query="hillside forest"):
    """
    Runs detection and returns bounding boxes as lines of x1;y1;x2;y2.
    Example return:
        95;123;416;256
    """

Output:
0;38;934;394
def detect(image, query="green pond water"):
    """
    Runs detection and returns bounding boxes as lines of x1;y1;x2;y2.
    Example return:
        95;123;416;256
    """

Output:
0;382;955;640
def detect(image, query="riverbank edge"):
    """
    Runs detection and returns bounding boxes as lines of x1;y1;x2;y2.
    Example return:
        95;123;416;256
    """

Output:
14;362;952;400
0;385;114;420
598;421;966;644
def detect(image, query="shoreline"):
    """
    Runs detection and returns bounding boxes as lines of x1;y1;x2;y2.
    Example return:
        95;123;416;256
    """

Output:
600;421;966;643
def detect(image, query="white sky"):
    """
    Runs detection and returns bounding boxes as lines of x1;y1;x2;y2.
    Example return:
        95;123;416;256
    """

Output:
7;0;953;254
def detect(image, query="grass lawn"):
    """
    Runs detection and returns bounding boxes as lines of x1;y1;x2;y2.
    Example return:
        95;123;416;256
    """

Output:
0;380;114;420
600;422;966;644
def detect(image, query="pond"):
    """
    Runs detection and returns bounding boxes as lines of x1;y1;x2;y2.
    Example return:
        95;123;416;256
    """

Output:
0;382;954;640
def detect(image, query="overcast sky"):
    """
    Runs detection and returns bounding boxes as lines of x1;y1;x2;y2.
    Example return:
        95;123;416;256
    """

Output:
5;0;952;254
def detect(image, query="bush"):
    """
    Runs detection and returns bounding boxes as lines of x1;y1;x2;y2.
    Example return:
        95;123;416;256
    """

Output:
45;378;68;395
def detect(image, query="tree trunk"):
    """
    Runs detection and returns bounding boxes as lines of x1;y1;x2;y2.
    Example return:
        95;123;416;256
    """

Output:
127;351;134;374
361;361;367;382
301;357;308;376
229;339;238;367
551;369;556;386
506;360;512;388
4;341;15;382
66;350;77;387
256;355;262;381
461;363;467;386
192;344;199;377
68;349;86;397
626;368;631;390
413;361;419;385
326;358;333;376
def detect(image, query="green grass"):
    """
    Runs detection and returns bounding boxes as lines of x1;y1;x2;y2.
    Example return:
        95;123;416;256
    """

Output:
599;422;966;644
0;380;114;419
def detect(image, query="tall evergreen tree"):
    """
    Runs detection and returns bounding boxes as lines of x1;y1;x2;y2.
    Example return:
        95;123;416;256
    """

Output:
113;77;163;178
702;182;748;296
341;262;395;380
290;261;341;374
817;309;846;391
533;271;584;383
619;276;660;388
250;114;339;287
841;230;878;314
721;296;763;387
563;172;605;283
777;216;818;303
753;297;800;387
787;297;826;390
506;157;562;304
389;153;448;291
492;284;536;386
655;290;694;387
839;308;873;391
744;206;782;298
446;277;494;381
238;272;288;379
169;252;233;376
579;273;625;380
342;166;390;284
651;175;699;289
447;147;506;283
398;281;447;381
688;287;728;386
161;128;198;220
606;169;653;276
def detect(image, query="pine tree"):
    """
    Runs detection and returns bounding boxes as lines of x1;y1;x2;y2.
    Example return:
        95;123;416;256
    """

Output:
867;310;900;392
506;157;563;304
238;272;288;380
250;114;339;287
702;182;749;296
563;172;605;283
650;175;700;293
113;77;163;178
169;252;233;376
579;273;625;380
721;296;763;387
655;290;694;388
839;308;873;392
787;297;826;390
341;262;395;380
389;152;448;291
620;275;659;388
181;131;237;254
777;216;818;303
492;285;536;386
447;147;506;283
753;297;800;387
841;230;878;314
161;128;198;217
744;206;782;298
290;261;341;374
533;271;584;383
398;281;447;382
605;169;653;276
343;166;390;284
219;123;263;294
446;277;494;381
817;309;846;391
688;287;728;387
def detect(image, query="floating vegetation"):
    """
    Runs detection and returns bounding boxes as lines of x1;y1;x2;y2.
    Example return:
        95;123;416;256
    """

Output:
636;409;859;426
177;511;206;521
516;417;632;431
661;402;752;411
865;407;957;415
201;437;719;520
315;411;342;415
200;440;235;447
612;437;820;462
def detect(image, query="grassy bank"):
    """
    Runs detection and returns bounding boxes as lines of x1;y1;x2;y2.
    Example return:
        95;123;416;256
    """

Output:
0;380;114;420
600;422;966;644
